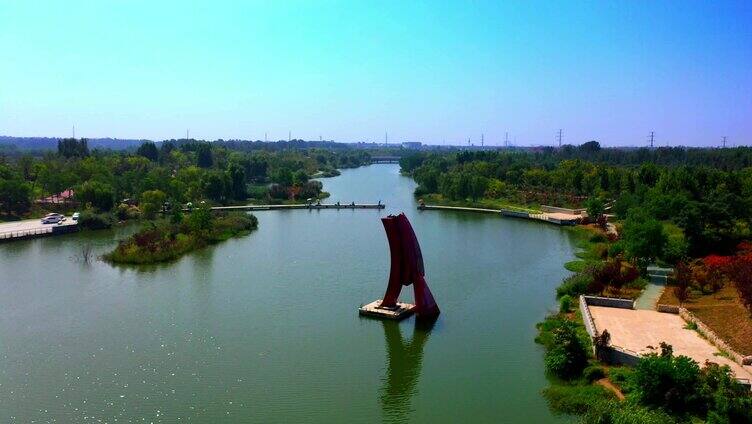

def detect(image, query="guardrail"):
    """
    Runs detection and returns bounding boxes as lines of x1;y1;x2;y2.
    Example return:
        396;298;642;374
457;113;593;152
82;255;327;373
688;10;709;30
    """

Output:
0;226;53;240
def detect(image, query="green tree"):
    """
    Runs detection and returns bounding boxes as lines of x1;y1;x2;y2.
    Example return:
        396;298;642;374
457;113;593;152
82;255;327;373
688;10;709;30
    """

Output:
585;197;605;221
57;138;89;158
76;180;115;211
196;143;213;168
140;189;167;219
622;211;668;262
202;171;228;203
187;204;213;233
544;320;588;380
0;178;32;215
136;142;159;162
226;163;247;200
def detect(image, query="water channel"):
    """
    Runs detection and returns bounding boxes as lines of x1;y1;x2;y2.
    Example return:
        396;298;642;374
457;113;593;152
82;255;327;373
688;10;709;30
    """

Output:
0;164;577;423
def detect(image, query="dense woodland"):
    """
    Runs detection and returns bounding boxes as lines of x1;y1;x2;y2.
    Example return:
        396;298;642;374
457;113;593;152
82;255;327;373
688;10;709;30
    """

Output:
0;138;377;221
402;142;752;259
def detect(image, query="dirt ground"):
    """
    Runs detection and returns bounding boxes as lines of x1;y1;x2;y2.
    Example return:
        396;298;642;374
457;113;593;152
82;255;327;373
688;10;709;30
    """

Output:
658;285;752;356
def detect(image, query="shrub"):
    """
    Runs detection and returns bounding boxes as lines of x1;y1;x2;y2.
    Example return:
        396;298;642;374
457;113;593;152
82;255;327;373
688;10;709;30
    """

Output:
583;365;606;383
559;295;573;313
557;273;593;299
582;400;677;424
544;320;589;380
543;384;613;415
78;210;113;230
633;348;702;413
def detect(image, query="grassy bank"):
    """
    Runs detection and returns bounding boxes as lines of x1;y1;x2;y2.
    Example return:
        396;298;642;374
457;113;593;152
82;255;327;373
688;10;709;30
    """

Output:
104;210;257;265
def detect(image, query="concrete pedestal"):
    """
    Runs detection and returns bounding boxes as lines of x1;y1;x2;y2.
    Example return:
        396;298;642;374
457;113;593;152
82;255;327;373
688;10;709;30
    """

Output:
358;300;415;320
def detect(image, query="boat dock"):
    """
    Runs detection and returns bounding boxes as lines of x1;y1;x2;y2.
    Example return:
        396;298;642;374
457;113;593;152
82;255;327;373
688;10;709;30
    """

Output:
0;218;79;242
417;204;582;226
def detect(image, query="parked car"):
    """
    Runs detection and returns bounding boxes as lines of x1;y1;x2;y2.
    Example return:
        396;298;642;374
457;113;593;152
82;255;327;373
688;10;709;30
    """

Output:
72;212;80;221
41;213;64;224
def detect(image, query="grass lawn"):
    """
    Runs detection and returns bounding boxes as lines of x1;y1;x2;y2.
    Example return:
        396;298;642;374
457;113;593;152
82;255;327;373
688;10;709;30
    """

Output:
658;284;752;356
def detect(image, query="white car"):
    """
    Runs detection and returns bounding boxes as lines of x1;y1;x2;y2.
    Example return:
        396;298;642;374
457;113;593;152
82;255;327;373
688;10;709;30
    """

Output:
72;212;80;221
41;213;64;224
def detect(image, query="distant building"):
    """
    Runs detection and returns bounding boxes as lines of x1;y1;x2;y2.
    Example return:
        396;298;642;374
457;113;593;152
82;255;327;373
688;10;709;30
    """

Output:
37;189;76;205
401;142;422;149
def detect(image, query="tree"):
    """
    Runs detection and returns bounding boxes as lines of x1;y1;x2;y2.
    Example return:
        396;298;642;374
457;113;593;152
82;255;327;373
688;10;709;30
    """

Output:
585;196;605;223
0;178;32;215
544;320;588;380
57;138;89;158
187;204;213;233
196;143;213;168
292;170;309;185
633;347;702;413
622;211;667;263
140;190;166;219
226;163;247;200
76;180;115;211
136;142;159;162
202;171;228;203
672;261;691;305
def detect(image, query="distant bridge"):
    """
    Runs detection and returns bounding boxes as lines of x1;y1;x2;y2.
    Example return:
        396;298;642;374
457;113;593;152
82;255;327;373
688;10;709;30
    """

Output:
370;156;400;164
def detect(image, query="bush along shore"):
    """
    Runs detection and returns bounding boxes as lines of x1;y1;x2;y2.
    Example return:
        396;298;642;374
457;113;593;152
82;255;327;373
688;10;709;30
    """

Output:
104;207;257;265
536;227;752;423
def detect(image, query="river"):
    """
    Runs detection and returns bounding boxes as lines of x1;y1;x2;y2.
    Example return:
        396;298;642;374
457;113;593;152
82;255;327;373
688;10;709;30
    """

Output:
0;164;577;423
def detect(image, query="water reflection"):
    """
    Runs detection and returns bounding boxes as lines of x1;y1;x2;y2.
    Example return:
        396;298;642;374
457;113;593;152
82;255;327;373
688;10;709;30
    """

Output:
379;317;437;423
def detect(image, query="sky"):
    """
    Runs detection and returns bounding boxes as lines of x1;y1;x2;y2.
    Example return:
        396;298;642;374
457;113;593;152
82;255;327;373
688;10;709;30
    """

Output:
1;1;751;147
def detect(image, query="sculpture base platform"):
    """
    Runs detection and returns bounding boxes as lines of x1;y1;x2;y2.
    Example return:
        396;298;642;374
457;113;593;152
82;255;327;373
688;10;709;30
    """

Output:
358;300;416;320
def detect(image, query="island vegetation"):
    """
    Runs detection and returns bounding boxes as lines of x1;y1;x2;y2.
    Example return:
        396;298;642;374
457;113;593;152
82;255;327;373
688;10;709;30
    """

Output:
104;206;257;264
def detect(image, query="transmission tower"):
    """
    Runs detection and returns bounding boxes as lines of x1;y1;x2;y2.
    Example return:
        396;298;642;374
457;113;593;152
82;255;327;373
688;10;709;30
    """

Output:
649;131;655;148
556;129;562;147
722;136;727;148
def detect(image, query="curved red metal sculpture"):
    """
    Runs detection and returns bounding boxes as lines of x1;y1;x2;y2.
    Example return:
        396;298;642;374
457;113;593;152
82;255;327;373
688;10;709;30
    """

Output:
379;213;440;318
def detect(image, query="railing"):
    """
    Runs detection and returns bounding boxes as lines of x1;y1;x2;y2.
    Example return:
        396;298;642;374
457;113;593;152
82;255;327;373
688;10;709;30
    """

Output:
0;226;54;240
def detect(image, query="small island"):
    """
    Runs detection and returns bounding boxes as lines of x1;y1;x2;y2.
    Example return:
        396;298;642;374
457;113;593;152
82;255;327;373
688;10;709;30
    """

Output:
104;207;257;264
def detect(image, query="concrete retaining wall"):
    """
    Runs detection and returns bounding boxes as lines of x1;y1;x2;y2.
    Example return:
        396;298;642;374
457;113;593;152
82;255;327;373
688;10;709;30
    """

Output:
582;295;635;309
579;295;597;338
500;210;529;219
603;346;642;366
541;205;585;215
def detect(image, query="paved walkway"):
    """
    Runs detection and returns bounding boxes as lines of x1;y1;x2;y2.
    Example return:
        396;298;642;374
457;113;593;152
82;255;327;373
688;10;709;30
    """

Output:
589;306;752;382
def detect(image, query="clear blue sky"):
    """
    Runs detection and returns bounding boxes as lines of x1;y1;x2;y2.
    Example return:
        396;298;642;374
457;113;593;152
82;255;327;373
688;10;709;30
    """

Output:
1;1;750;146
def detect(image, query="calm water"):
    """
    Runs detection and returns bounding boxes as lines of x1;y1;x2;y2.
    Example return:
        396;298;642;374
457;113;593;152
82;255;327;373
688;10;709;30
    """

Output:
0;164;576;423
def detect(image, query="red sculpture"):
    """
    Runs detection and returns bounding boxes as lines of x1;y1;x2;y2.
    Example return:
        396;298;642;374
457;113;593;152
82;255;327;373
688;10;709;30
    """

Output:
379;213;440;318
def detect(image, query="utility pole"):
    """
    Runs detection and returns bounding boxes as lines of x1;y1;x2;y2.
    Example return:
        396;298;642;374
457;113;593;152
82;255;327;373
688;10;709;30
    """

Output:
557;129;562;148
649;131;655;148
722;136;727;148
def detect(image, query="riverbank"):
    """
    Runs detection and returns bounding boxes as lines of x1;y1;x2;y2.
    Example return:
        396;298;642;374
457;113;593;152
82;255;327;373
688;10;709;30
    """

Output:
103;211;257;264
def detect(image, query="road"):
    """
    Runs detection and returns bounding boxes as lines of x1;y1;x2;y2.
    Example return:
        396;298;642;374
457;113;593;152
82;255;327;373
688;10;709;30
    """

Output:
0;216;78;240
